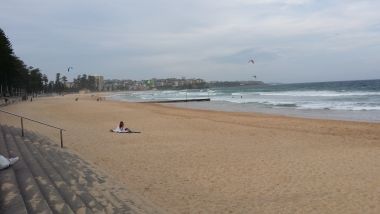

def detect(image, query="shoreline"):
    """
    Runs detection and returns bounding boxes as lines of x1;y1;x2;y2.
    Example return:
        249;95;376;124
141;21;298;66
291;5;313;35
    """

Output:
1;94;380;213
106;90;380;124
168;100;380;123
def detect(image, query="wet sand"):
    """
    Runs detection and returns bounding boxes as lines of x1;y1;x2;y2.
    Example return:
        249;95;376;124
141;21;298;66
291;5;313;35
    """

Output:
1;94;380;213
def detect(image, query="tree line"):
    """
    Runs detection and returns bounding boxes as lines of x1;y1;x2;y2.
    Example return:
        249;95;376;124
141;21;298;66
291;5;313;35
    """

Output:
1;28;99;97
54;73;99;92
0;28;48;96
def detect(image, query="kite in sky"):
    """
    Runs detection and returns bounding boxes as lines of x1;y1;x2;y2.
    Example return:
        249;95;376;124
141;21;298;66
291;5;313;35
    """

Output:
67;66;74;72
249;58;256;79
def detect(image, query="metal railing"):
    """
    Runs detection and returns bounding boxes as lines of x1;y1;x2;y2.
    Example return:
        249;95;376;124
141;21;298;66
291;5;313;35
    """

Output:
0;109;66;148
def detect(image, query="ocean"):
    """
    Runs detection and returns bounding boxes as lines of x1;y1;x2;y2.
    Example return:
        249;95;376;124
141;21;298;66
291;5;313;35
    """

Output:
108;79;380;122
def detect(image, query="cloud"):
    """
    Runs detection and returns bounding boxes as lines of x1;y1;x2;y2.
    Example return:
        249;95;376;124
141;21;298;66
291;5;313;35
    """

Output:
1;0;379;82
235;0;313;5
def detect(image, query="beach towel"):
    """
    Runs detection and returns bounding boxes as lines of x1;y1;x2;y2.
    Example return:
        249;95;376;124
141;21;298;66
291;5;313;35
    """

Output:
110;128;141;133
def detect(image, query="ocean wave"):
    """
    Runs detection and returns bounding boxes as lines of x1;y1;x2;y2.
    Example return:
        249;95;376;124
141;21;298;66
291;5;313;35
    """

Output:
178;91;216;96
213;96;299;106
256;90;380;97
213;96;380;111
115;90;380;99
109;88;380;111
296;102;380;111
231;92;256;96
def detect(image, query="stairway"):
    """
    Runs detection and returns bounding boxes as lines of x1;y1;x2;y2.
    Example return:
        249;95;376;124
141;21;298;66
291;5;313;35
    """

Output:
0;124;162;214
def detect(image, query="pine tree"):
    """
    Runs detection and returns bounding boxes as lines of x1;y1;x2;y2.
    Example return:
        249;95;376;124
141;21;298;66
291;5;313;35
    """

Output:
0;28;15;94
0;28;47;96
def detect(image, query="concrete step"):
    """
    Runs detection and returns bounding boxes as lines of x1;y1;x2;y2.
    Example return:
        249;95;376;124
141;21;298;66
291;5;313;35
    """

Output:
35;137;132;213
28;136;108;213
7;126;75;214
28;132;135;210
0;125;163;214
0;126;28;214
23;135;93;214
26;132;119;213
1;126;52;214
26;130;164;214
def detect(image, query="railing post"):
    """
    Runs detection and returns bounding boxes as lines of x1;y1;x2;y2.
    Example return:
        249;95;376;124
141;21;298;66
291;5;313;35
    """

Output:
60;129;63;148
1;109;65;148
21;117;24;137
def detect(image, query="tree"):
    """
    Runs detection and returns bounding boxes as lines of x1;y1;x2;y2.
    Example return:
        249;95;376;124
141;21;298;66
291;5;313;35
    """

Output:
54;73;64;93
0;28;16;95
47;81;54;92
29;68;43;93
80;74;87;89
71;74;99;91
88;75;96;91
0;28;46;96
61;75;67;89
42;74;48;92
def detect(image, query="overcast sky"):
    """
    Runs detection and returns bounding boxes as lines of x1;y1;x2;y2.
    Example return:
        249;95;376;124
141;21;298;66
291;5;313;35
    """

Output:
1;0;379;83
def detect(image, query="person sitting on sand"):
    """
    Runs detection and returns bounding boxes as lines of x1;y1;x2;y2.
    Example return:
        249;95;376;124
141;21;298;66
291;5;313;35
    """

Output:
112;121;131;133
110;121;141;133
0;155;19;170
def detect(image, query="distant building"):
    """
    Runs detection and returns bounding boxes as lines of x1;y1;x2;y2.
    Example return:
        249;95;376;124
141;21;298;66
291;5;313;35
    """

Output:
103;77;208;91
92;75;104;91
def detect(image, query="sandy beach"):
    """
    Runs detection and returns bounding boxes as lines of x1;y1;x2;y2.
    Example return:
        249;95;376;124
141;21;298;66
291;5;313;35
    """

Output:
1;94;380;213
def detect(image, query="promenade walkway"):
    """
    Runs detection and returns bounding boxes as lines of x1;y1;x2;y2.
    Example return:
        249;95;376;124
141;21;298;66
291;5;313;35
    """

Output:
0;124;162;214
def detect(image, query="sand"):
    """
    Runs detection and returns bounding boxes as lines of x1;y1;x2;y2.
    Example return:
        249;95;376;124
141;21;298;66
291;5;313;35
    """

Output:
1;94;380;214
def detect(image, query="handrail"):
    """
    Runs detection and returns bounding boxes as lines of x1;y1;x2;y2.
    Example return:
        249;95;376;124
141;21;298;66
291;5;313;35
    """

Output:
0;109;66;148
0;109;66;131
